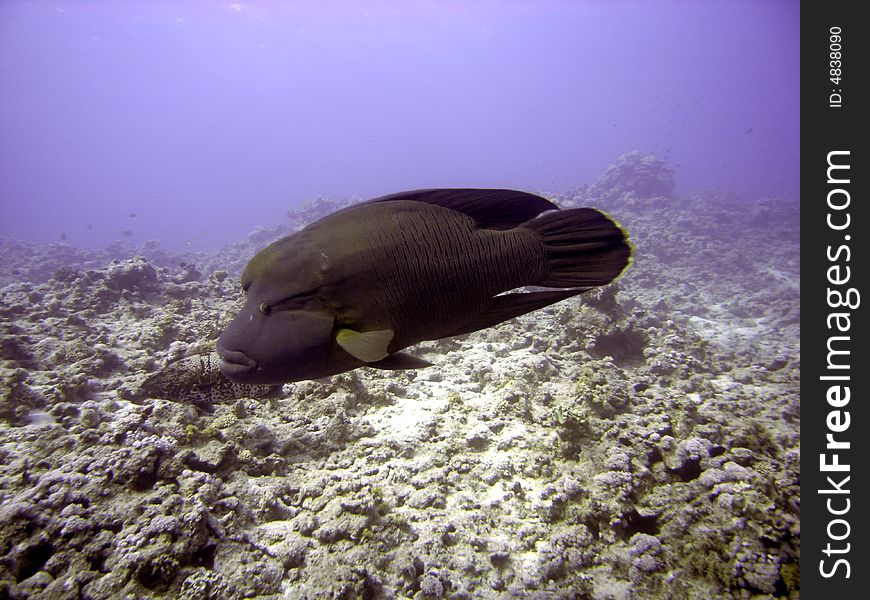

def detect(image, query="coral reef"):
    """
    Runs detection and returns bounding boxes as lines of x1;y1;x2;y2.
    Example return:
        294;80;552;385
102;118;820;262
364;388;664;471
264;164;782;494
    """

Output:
0;154;799;599
588;150;676;203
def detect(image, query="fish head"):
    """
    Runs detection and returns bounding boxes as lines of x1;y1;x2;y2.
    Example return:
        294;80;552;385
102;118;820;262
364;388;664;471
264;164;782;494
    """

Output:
217;298;335;384
217;238;335;384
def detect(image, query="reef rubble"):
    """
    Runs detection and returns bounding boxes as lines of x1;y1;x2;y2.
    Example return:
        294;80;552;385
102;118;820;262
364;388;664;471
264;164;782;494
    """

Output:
0;153;799;599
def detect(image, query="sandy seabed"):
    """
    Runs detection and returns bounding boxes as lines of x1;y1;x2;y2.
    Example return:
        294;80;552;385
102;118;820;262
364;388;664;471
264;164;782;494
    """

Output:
0;153;800;599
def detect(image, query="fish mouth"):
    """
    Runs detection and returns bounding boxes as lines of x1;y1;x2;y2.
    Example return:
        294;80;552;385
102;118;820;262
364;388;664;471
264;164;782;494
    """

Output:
216;346;258;379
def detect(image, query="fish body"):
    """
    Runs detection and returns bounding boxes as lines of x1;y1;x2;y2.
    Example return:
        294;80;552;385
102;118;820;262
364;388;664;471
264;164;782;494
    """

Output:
138;352;281;404
218;189;632;384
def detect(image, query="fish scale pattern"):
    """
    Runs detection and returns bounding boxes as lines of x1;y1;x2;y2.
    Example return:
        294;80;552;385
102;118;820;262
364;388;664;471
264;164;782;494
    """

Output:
358;204;544;341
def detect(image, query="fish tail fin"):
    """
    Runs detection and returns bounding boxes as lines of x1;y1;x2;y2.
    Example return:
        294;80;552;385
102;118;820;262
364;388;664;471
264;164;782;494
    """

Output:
526;208;633;287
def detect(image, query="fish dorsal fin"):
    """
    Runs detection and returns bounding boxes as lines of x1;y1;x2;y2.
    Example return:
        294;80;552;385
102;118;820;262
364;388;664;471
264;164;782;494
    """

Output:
368;189;559;230
336;328;394;362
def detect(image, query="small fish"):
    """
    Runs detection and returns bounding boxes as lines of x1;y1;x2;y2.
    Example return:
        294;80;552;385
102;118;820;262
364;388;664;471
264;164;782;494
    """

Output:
137;352;281;404
218;189;632;384
121;230;134;237
129;212;137;218
60;232;67;241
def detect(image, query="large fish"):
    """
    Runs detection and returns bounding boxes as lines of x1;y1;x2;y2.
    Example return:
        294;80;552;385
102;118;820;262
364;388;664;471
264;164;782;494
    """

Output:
218;189;632;384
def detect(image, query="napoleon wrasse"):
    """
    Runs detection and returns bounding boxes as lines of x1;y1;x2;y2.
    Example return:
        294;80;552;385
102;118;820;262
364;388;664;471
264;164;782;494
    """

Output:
217;189;632;384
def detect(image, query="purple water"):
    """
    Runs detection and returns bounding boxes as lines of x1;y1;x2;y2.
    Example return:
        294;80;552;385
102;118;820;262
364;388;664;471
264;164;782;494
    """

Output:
0;0;799;252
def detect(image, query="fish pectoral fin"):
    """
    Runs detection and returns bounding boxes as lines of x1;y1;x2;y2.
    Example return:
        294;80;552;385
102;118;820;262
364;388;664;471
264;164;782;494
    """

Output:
336;328;394;362
370;352;433;371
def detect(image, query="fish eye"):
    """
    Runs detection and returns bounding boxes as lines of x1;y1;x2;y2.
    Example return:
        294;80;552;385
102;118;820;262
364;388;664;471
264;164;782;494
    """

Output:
259;302;271;315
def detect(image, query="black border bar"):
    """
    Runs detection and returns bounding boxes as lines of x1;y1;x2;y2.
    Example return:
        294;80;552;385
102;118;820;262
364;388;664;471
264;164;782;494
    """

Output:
801;1;868;596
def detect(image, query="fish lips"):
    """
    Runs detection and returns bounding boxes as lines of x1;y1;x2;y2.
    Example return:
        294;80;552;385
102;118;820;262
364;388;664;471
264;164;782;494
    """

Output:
216;345;259;381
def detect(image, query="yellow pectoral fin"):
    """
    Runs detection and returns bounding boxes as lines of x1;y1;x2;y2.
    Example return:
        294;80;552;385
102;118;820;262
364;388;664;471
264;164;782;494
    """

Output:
336;328;394;362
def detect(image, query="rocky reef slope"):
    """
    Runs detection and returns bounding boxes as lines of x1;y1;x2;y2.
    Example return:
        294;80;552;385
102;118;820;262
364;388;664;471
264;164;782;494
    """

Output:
0;153;800;599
